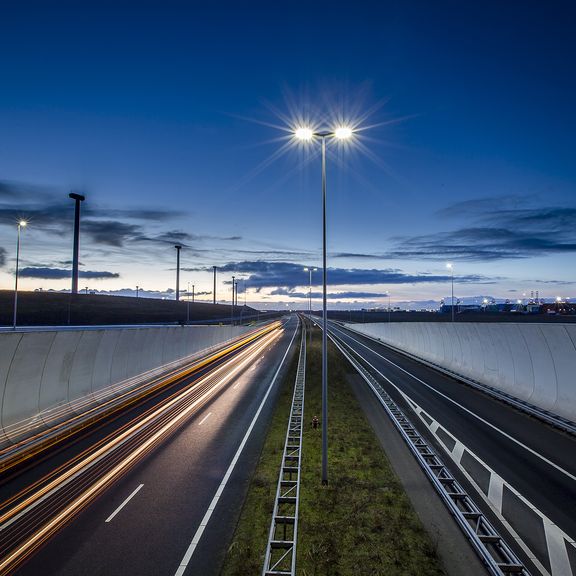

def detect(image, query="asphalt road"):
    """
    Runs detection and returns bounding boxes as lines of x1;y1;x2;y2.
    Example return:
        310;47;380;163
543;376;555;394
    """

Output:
2;316;299;576
330;322;576;576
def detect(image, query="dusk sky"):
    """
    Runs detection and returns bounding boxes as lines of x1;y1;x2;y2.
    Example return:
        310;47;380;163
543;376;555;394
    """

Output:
1;0;575;309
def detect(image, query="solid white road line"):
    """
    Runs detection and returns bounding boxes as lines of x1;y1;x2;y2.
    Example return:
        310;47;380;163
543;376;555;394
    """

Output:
197;412;212;426
105;484;144;523
173;320;299;576
335;326;576;483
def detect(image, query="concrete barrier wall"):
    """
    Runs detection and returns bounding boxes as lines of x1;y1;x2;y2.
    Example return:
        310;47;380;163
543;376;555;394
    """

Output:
0;325;253;445
344;322;576;424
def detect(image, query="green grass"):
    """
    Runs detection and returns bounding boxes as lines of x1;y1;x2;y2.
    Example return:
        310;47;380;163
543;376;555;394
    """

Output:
221;326;445;576
220;335;300;575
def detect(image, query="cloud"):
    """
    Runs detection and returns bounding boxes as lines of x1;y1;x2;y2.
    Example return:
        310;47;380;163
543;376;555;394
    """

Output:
388;198;576;262
84;208;179;221
194;261;486;290
270;288;387;300
82;220;142;247
0;247;6;267
333;252;385;260
19;267;119;280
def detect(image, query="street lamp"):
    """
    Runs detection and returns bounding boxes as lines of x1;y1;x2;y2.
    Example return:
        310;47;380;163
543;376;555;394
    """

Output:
213;266;217;304
174;245;182;301
231;275;235;325
303;267;317;318
187;281;191;324
13;220;27;330
295;125;354;485
446;263;454;322
68;193;85;295
136;285;140;298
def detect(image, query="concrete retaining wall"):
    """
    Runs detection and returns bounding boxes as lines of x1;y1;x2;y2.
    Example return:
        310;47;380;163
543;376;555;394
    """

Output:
0;325;253;445
344;322;576;424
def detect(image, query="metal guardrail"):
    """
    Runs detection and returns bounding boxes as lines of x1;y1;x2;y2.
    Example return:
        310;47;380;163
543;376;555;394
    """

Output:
328;326;531;576
262;322;306;576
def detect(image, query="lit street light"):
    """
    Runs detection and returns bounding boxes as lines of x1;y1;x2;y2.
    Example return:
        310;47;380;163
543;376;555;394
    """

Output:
446;263;454;322
295;125;354;485
13;220;27;330
213;266;217;304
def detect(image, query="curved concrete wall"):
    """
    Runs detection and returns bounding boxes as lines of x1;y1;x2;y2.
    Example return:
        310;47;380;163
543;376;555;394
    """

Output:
0;325;252;446
345;322;576;425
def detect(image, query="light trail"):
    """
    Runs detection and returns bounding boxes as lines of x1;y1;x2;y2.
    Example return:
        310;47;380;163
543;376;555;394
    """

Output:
0;325;283;575
0;322;281;474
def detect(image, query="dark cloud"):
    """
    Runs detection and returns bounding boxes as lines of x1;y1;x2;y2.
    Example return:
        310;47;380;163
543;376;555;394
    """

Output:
82;220;142;247
19;267;119;280
197;261;486;290
0;247;6;267
84;207;179;221
333;252;385;260
0;180;55;200
270;288;387;300
389;199;576;262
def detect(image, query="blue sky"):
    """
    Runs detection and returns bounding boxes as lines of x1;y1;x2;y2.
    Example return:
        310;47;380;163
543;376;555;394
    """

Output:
1;0;575;309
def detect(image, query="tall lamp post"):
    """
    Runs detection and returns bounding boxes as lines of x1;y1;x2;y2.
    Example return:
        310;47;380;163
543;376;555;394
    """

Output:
231;275;235;325
295;125;353;485
213;266;217;304
13;220;27;330
175;245;182;301
446;263;454;322
303;267;317;319
187;281;191;324
68;193;85;294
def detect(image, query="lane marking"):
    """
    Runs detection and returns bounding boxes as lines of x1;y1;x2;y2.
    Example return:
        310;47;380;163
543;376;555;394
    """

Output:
105;484;144;523
333;327;576;576
0;329;284;575
197;413;212;426
173;319;299;576
232;383;240;389
335;326;576;483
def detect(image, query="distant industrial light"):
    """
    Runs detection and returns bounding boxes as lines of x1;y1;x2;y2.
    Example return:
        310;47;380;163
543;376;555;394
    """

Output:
19;220;27;227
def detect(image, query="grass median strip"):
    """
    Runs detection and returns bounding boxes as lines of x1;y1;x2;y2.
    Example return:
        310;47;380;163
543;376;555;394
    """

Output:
221;327;445;575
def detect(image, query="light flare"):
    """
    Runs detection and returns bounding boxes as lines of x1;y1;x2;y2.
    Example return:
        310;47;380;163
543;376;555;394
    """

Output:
294;127;314;141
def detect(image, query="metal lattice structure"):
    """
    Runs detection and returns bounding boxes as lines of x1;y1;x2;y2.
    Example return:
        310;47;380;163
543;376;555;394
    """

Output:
328;326;531;576
262;323;306;576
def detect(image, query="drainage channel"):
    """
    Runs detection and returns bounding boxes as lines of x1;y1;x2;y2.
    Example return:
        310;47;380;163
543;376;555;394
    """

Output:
328;326;531;576
262;321;306;576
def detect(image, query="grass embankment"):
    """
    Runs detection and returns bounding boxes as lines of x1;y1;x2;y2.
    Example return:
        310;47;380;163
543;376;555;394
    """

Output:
221;327;445;576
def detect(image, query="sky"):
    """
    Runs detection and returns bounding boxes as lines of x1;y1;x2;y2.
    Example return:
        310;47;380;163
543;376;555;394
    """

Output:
1;0;575;310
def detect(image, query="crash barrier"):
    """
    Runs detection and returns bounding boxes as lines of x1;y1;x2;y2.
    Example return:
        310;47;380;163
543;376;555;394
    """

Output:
0;324;253;445
344;322;576;425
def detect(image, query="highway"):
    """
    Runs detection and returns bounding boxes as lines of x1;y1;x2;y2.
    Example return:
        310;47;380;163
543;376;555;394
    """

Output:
329;322;576;576
0;316;299;576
